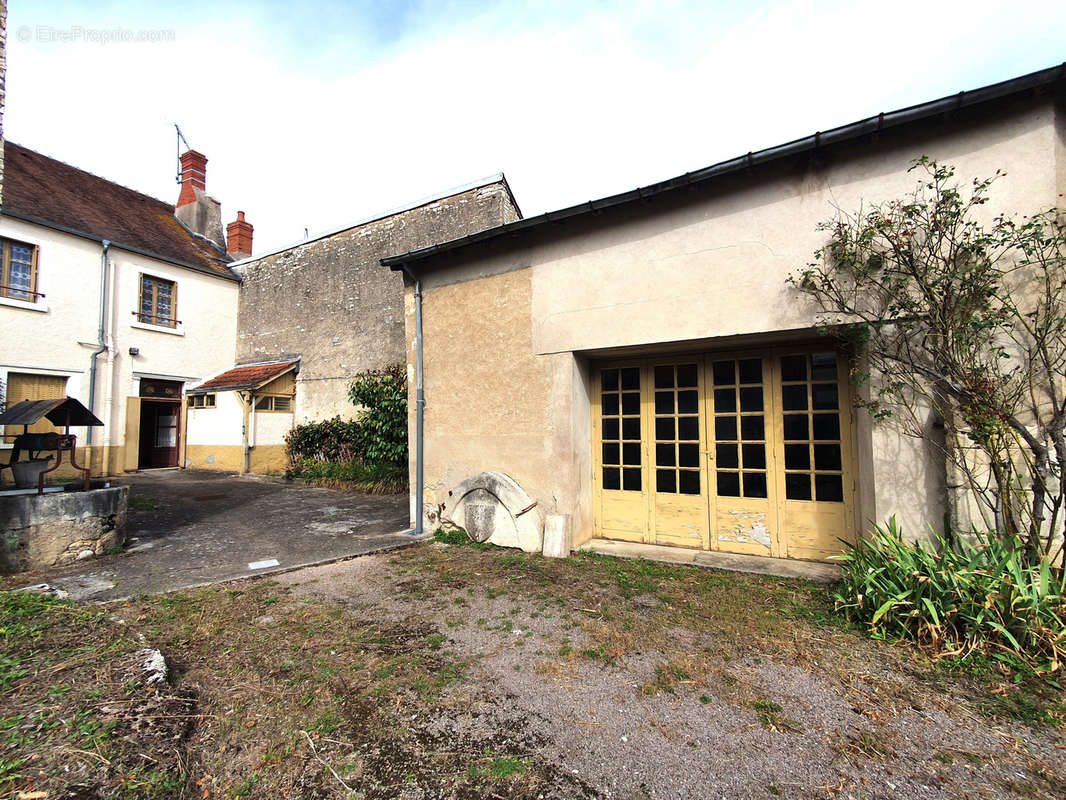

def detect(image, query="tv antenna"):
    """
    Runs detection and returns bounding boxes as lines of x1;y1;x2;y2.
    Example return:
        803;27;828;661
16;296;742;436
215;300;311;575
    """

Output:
174;124;191;183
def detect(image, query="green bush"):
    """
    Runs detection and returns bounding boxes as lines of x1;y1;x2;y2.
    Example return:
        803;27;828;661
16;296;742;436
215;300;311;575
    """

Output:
284;364;408;468
347;364;407;465
835;518;1066;675
284;417;364;465
286;459;407;495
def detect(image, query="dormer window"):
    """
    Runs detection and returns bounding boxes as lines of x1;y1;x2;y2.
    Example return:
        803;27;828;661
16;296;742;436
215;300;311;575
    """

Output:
1;238;40;301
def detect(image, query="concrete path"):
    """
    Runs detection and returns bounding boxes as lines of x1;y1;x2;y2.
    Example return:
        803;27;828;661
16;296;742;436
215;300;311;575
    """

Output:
579;537;841;582
4;470;415;602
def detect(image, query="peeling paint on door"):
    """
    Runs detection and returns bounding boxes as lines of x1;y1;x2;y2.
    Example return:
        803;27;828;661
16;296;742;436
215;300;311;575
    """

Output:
723;510;772;549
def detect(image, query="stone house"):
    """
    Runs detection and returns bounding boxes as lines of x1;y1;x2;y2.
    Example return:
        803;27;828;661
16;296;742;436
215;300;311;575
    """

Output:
183;176;521;473
0;142;249;479
380;64;1066;565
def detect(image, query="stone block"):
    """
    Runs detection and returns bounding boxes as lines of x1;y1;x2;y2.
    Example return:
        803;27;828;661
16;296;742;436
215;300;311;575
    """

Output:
0;486;128;574
542;514;571;558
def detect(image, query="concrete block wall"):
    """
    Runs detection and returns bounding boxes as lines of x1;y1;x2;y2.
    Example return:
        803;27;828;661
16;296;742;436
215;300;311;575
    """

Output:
234;182;520;425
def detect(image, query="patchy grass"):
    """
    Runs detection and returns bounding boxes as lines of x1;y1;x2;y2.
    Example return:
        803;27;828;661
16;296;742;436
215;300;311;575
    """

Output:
126;494;159;511
0;582;580;799
415;537;1066;732
3;537;1064;799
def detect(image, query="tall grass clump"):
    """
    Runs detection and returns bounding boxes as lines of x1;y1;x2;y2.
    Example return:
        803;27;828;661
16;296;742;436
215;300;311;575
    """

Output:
286;459;407;495
835;518;1066;675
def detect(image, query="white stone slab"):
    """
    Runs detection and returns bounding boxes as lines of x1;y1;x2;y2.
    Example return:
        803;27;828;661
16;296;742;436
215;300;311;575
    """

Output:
248;558;280;570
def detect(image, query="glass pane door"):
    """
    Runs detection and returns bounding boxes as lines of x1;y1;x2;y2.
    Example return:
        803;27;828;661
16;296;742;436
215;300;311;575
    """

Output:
707;356;780;557
595;366;647;542
650;361;709;549
773;351;853;561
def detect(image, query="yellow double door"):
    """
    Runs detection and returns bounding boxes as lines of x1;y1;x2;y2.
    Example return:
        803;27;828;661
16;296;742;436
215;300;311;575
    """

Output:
594;348;856;562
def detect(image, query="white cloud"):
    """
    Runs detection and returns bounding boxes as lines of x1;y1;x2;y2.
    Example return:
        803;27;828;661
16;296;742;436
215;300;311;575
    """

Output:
5;0;1063;252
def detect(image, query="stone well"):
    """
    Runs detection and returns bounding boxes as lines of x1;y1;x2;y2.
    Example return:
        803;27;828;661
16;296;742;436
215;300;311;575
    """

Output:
0;486;128;574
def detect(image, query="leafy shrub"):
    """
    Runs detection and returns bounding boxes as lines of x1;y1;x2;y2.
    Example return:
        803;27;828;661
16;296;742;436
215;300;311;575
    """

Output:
286;459;407;495
347;364;407;465
284;364;407;468
284;417;364;465
835;518;1066;675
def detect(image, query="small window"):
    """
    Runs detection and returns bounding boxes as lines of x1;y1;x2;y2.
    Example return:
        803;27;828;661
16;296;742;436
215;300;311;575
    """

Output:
254;395;293;412
1;239;41;301
138;275;178;327
186;394;216;408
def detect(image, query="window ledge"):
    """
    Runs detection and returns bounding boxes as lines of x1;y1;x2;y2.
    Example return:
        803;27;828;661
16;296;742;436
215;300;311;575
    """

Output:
0;296;48;313
130;320;184;336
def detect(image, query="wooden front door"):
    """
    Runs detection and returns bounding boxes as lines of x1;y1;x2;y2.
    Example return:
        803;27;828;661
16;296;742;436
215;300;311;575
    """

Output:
138;400;180;469
592;348;856;563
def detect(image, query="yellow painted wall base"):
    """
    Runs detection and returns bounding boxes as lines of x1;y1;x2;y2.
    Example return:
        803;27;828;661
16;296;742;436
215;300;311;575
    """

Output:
183;444;289;475
250;445;289;474
184;444;245;472
1;445;127;486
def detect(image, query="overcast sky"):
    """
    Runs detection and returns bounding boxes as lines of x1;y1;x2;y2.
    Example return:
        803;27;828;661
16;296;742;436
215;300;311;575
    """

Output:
6;1;1065;253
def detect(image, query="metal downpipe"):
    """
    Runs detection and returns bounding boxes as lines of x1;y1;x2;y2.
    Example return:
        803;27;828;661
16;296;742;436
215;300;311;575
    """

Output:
87;239;111;450
400;265;425;536
414;278;425;535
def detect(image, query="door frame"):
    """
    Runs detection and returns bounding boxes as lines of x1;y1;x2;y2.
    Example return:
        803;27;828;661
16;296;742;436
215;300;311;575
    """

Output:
590;343;859;561
137;398;182;469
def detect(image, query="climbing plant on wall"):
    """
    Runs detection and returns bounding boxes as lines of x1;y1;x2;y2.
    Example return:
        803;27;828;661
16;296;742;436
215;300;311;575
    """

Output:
792;157;1066;569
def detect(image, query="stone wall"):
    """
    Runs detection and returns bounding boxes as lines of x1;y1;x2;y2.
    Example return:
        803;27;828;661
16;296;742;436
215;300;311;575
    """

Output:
0;486;128;573
234;180;520;423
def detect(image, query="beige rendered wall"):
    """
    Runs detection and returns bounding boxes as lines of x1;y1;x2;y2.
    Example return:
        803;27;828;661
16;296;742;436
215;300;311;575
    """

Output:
410;270;592;539
1056;98;1066;201
410;99;1061;546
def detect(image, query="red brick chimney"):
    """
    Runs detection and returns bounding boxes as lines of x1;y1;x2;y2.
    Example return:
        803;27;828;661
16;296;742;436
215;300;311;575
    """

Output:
176;149;207;209
227;211;254;258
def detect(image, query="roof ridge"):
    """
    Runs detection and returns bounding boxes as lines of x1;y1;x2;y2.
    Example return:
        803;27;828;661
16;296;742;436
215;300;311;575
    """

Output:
381;61;1066;269
3;141;239;278
4;141;177;212
229;173;512;267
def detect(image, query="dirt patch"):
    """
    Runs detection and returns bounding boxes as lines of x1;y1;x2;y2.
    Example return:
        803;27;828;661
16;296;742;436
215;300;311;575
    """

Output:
2;540;1064;799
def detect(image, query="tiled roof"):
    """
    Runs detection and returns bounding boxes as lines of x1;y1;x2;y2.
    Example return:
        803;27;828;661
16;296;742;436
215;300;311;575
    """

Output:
190;360;300;393
1;141;237;279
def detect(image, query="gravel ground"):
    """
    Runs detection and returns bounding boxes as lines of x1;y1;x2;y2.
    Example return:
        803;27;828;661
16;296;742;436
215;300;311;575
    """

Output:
277;545;1066;800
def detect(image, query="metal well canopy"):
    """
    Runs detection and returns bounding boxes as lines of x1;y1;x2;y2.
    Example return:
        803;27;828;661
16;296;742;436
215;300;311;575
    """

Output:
0;397;104;427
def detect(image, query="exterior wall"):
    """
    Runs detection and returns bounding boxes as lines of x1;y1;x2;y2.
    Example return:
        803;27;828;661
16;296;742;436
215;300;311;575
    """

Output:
1057;97;1066;201
184;378;294;474
234;182;520;426
0;216;239;476
408;98;1062;548
0;0;6;206
185;390;243;471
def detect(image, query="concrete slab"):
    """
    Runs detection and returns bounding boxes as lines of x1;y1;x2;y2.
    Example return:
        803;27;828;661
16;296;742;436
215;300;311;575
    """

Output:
578;538;841;583
0;470;413;602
